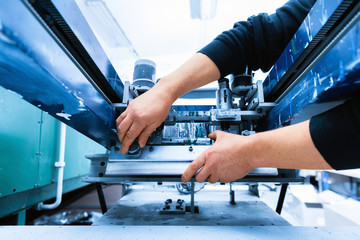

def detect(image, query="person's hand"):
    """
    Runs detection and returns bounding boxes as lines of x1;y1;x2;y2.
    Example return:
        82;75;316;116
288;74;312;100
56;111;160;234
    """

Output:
181;130;256;183
116;87;173;154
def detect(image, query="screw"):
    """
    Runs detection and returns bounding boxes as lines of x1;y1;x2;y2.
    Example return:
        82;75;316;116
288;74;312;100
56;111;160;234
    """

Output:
189;146;193;152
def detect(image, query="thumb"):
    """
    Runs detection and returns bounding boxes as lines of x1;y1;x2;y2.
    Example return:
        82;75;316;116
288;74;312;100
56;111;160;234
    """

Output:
208;130;223;140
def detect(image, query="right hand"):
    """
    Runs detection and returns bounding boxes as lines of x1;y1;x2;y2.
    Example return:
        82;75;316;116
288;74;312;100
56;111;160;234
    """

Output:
116;86;173;154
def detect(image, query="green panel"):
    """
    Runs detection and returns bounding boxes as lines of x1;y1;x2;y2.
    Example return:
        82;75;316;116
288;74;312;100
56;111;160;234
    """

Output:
64;126;106;179
37;112;58;187
0;176;89;218
0;86;42;197
0;84;106;216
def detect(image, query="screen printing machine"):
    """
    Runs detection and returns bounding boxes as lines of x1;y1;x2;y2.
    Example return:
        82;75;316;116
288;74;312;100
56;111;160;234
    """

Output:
1;0;360;238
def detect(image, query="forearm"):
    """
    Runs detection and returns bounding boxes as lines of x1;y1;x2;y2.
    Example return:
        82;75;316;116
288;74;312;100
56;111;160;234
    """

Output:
152;53;220;103
250;120;333;170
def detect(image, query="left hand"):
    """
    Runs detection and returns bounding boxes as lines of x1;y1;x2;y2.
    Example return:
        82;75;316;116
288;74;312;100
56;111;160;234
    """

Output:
181;130;255;183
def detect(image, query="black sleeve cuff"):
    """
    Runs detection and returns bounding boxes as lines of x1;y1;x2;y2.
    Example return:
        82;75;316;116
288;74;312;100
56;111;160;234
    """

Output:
198;39;245;78
309;95;360;170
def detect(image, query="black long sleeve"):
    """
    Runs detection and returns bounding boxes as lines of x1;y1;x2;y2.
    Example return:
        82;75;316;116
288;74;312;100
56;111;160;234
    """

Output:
310;94;360;170
199;0;316;77
199;0;360;170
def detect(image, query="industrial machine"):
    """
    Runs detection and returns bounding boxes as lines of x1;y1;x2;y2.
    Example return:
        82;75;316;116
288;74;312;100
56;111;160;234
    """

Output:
1;0;360;238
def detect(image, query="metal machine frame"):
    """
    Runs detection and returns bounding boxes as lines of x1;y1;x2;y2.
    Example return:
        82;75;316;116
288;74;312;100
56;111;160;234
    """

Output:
1;0;360;233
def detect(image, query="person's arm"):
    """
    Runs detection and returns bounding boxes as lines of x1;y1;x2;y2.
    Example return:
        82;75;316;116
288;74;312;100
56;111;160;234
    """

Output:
309;94;360;170
199;0;316;76
182;94;360;183
117;0;316;153
182;119;333;184
117;53;220;153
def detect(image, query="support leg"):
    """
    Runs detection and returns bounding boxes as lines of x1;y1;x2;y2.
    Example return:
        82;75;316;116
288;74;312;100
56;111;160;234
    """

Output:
230;183;236;205
276;183;288;214
16;210;26;226
96;184;108;214
248;184;260;197
190;180;195;214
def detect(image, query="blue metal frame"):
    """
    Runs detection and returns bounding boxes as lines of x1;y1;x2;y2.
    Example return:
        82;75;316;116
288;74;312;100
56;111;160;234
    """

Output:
262;0;342;98
262;0;360;130
0;0;118;148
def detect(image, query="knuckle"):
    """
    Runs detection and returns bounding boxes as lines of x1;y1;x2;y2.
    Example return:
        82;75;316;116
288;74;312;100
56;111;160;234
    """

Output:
220;178;229;183
195;175;204;183
206;149;216;159
125;130;134;139
190;162;200;171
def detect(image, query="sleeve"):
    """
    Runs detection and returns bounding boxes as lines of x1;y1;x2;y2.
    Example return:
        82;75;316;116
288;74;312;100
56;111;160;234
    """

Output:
198;0;316;77
310;93;360;170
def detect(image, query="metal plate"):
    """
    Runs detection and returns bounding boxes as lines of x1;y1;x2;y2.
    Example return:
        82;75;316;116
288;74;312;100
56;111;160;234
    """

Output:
1;226;360;240
93;188;291;226
87;145;279;177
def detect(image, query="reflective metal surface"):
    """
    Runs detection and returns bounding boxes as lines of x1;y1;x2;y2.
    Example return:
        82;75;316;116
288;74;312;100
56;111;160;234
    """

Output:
262;0;345;99
51;0;124;98
263;10;360;130
0;0;118;148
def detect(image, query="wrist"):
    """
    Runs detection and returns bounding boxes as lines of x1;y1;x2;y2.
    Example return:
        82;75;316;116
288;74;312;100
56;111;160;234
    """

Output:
151;77;177;105
157;75;182;102
246;133;267;169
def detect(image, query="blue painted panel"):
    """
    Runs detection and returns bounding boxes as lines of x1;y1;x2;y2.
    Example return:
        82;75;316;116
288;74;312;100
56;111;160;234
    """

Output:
0;0;118;148
263;0;341;97
263;20;360;130
51;0;124;98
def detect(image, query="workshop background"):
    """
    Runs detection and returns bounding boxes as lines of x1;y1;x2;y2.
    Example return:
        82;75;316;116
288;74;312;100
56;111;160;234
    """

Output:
1;0;360;231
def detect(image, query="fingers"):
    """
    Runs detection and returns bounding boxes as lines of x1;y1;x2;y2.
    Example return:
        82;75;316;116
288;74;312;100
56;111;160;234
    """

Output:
181;152;206;183
207;175;218;184
138;125;155;148
208;130;223;140
195;165;210;183
120;120;145;154
117;115;133;143
116;111;127;127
